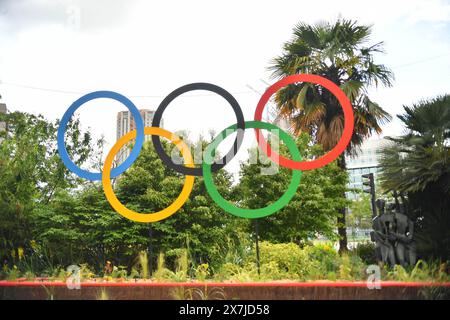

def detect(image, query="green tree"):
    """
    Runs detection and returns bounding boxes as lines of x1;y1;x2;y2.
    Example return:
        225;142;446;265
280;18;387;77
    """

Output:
380;95;450;260
269;19;393;252
9;120;248;274
237;133;349;244
348;193;372;231
114;138;245;270
31;186;131;270
31;137;247;272
0;111;94;265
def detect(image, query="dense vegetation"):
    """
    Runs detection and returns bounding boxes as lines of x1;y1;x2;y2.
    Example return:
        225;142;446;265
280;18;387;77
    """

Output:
0;19;448;284
380;95;450;261
269;19;393;252
0;110;351;279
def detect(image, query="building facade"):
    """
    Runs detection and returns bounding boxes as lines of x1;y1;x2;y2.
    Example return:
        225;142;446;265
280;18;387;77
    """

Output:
116;109;162;165
345;138;391;200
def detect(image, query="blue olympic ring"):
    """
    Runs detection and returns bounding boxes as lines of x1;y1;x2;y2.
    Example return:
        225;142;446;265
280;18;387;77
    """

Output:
57;91;144;181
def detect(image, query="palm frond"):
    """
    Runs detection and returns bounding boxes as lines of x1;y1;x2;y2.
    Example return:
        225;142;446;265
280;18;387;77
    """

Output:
269;18;394;155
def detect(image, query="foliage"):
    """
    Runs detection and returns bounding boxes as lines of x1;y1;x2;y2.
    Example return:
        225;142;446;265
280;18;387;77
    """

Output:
270;19;393;151
153;252;175;281
269;19;393;251
15;136;247;273
380;95;450;193
1;95;448;284
0;112;96;265
304;242;340;278
348;193;373;230
1;241;448;283
195;263;210;281
113;138;245;270
236;133;348;244
168;248;189;282
353;241;377;265
258;242;313;280
379;95;450;260
386;260;450;282
216;241;365;281
34;131;347;275
138;251;149;279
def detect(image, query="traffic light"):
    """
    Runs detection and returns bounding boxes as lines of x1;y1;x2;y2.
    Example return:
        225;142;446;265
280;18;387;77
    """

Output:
362;173;375;195
362;172;377;217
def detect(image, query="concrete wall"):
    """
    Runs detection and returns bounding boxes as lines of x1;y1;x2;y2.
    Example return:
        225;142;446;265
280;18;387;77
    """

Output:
1;282;448;300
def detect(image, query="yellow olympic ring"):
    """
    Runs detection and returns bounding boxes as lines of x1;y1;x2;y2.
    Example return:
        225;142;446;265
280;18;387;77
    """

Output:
102;127;195;223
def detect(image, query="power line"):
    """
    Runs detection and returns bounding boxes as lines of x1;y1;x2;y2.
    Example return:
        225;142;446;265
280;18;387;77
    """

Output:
392;52;450;69
0;81;85;95
2;51;448;96
0;81;255;98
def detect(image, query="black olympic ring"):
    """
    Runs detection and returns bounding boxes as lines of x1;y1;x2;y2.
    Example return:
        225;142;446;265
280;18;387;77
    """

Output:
151;82;245;176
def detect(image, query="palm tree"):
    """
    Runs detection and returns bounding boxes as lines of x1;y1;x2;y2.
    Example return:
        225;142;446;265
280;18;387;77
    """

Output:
380;95;450;259
269;19;393;252
380;95;450;193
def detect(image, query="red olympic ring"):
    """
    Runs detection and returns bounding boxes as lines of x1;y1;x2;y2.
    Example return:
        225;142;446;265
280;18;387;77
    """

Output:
253;74;354;170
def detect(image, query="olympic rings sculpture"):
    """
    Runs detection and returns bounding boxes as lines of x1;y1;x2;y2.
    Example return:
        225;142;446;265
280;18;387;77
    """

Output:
57;74;354;223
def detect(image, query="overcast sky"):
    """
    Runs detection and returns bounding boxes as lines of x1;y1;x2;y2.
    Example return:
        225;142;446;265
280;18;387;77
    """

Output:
0;0;449;177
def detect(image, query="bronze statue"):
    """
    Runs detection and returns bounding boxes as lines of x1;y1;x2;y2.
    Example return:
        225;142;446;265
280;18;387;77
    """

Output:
371;198;416;267
371;199;396;266
391;203;416;267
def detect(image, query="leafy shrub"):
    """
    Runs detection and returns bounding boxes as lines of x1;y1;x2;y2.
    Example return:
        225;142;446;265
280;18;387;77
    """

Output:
129;267;140;279
387;260;450;282
251;242;314;280
111;266;128;279
165;248;190;282
338;255;353;280
304;242;340;278
152;252;176;281
195;263;210;281
213;262;259;282
353;241;377;265
138;251;149;279
6;265;19;280
3;240;448;283
338;254;366;280
79;264;95;280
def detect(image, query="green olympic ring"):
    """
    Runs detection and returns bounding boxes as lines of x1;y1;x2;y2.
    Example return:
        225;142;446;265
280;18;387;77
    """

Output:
203;120;302;219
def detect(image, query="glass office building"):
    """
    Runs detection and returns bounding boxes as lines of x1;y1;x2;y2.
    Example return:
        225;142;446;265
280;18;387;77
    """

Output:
345;138;391;200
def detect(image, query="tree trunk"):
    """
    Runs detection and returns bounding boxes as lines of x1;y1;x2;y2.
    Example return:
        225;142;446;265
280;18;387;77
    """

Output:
337;155;348;253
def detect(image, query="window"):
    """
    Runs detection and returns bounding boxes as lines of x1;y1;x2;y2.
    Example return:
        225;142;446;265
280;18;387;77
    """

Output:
123;118;128;133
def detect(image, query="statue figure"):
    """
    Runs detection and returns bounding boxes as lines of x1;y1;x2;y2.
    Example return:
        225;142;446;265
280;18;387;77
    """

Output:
391;203;417;267
371;198;416;267
371;199;396;266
